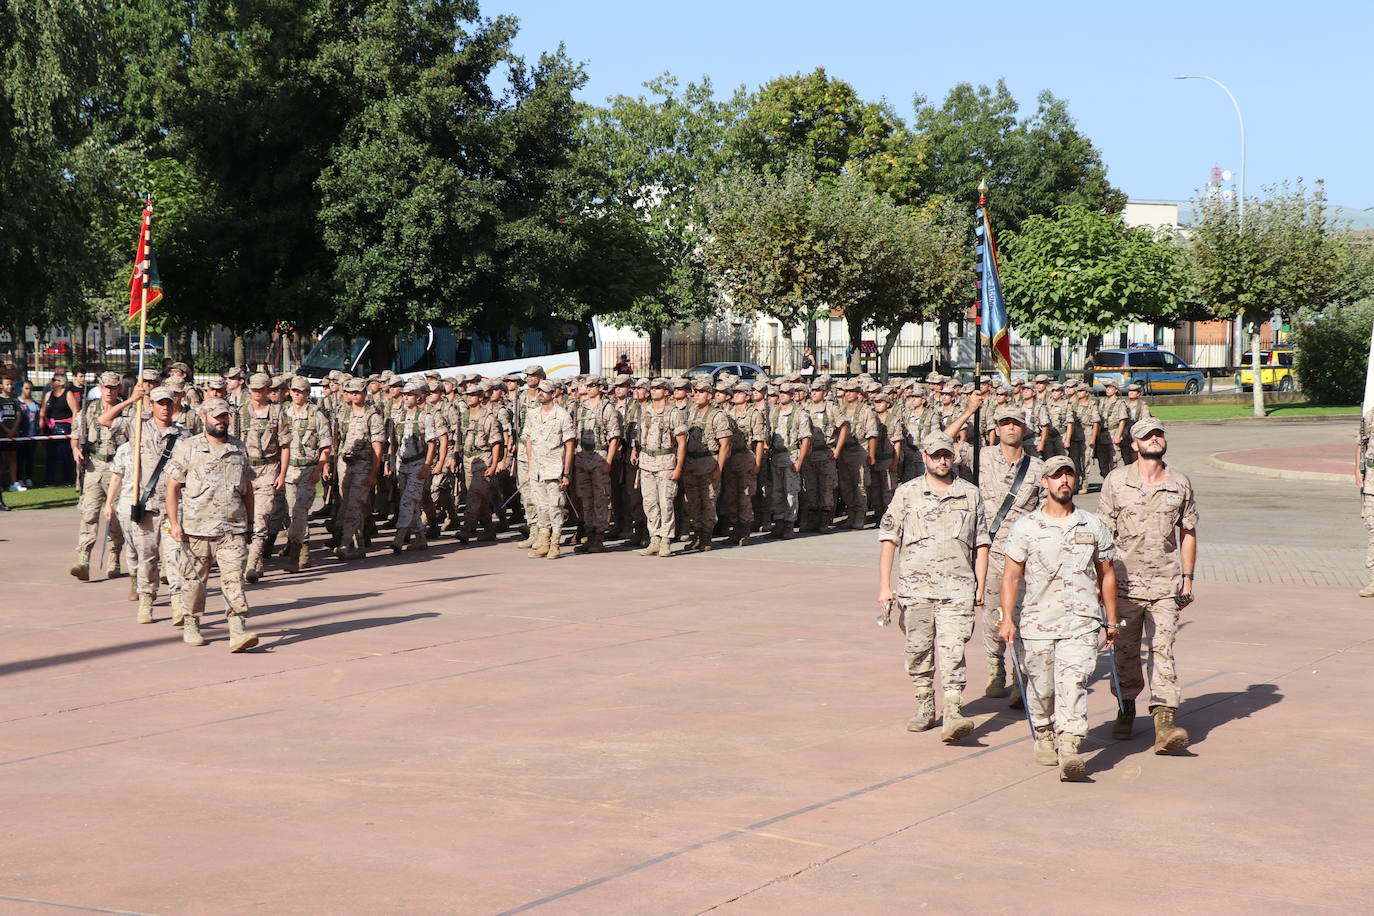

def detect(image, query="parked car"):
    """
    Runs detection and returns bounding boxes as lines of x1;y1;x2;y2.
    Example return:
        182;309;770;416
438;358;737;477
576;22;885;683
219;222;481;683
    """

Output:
1236;346;1295;392
104;342;163;358
1088;344;1205;395
39;342;98;366
684;362;768;380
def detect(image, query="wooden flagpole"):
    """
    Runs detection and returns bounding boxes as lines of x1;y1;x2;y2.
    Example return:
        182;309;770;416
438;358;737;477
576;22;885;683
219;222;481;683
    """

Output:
132;201;151;502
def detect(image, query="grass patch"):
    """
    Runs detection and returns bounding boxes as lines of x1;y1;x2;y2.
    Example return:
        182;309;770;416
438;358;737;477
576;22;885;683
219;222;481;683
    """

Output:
1150;402;1360;420
3;484;79;511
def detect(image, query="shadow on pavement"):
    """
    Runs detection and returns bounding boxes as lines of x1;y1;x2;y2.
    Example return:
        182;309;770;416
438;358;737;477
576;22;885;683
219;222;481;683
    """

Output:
261;612;441;650
1085;683;1283;776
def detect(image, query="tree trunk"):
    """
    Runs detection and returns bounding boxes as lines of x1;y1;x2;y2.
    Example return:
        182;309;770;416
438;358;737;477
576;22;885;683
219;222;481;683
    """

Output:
937;315;951;371
232;331;245;368
1052;344;1063;374
878;324;904;381
649;326;663;375
847;312;863;374
1250;315;1265;417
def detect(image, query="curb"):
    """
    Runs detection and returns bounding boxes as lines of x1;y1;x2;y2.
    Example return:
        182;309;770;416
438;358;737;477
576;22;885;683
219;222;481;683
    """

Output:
1207;453;1348;484
1160;414;1359;424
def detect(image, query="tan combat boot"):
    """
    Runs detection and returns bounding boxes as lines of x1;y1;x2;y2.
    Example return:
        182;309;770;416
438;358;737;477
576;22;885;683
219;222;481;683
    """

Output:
297;541;312;570
639;536;660;557
585;530;605;553
127;577;138;601
170;594;186;628
1152;706;1189;754
136;594;154;625
283;541;301;572
1033;725;1057;765
1360;573;1374;598
183;615;206;647
736;525;751;548
70;553;90;581
227;613;259;653
545;530;561;559
985;655;1008;698
244;546;263;583
527;528;549;558
514;527;535;548
698;530;713;551
108;555;125;578
940;691;975;743
1007;677;1023;709
907;689;936;732
656;537;672;557
1058;733;1086;781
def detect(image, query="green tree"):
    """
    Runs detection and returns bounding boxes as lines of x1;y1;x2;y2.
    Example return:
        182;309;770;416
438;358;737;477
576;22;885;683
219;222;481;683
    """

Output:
914;81;1124;234
1189;180;1341;413
1291;298;1374;405
581;74;745;371
729;67;924;201
1000;204;1191;362
0;0;113;365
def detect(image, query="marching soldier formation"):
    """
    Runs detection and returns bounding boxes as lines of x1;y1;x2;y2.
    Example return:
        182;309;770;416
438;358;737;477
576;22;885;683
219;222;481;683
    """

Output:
68;360;1192;779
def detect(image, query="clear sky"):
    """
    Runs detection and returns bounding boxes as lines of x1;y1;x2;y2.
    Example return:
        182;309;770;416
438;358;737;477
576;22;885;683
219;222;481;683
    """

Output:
505;0;1372;210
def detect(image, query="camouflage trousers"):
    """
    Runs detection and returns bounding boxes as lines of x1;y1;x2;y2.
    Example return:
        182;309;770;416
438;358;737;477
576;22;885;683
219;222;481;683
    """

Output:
463;454;499;530
898;596;975;693
172;532;249;620
526;477;566;533
246;462;281;566
869;457;896;516
75;459;125;564
639;468;678;539
982;560;1019;660
900;451;923;484
335;457;374;552
621;458;645;527
1040;434;1066;459
119;507;162;599
681;465;719;535
837;448;867;514
1114;596;1182;709
572;452;612;530
283;463;319;544
768;456;801;522
719;453;757;529
393;458;428;535
1019;631;1097;737
426;465;455;529
801;450;836;514
1362;493;1374;570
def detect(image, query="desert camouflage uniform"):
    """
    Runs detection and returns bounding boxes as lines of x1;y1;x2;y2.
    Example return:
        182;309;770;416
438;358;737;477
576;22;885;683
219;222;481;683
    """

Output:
166;433;253;622
1097;463;1199;710
1068;398;1099;484
572;399;623;533
721;403;767;531
802;401;846;525
524;403;574;536
682;402;733;541
1097;395;1127;477
1362;408;1374;574
239;401;287;572
422;396;455;532
978;447;1045;660
335;405;386;555
878;476;991;695
1041;400;1071;458
1120;398;1152;465
72;398;128;569
869;407;899;517
109;419;187;601
901;405;935;482
767;403;813;523
391;406;436;537
838;402;877;524
637;403;687;541
460;403;504;536
283;402;332;548
1003;508;1115;738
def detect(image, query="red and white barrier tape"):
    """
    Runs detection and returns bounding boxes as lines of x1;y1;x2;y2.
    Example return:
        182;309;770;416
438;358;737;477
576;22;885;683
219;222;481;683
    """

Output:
2;434;73;442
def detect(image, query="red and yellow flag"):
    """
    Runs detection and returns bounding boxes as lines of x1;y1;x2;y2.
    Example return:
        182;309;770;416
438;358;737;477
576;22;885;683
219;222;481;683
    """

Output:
128;200;163;322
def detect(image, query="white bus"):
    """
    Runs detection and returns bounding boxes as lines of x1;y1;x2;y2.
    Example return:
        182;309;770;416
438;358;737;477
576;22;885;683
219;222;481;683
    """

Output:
297;316;603;386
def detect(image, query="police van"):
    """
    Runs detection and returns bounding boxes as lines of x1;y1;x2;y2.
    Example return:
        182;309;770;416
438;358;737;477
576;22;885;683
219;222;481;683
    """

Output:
1088;344;1205;394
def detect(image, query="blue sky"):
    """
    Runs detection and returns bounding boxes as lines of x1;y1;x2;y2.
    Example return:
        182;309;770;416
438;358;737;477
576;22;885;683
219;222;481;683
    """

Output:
505;0;1372;210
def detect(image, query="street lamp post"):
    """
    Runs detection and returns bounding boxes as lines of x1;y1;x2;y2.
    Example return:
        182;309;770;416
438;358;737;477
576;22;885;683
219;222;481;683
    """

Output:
1176;74;1263;417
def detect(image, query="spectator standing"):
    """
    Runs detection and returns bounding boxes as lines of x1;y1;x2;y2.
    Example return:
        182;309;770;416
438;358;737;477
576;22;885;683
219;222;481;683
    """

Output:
18;379;39;487
1;376;21;500
39;373;78;485
613;353;633;375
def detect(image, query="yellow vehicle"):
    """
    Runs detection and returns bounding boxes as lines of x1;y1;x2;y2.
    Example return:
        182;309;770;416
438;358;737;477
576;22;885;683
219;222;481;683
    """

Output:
1235;347;1295;392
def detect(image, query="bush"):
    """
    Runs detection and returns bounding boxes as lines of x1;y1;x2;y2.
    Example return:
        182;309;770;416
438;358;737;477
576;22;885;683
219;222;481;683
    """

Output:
1292;299;1374;404
194;348;233;375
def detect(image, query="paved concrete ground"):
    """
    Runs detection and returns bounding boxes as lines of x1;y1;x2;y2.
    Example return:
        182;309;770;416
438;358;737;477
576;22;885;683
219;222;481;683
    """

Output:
2;416;1372;915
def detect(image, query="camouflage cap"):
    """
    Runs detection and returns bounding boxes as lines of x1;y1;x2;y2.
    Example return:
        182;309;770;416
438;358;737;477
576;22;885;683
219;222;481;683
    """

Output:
1032;374;1049;383
426;380;443;393
908;384;927;397
1131;416;1165;439
148;385;174;402
98;370;122;386
200;397;231;416
1125;380;1145;392
386;377;404;388
994;406;1028;426
224;367;245;380
524;364;546;378
1042;455;1076;476
170;361;191;374
326;370;342;382
537;379;558;394
612;373;632;386
921;431;957;455
289;376;312;392
206;377;227;390
1102;377;1120;388
342;377;366;393
248;372;272;389
781;381;807;394
584;375;607;388
924;372;943;384
872;391;892;403
649;377;670;390
1048;381;1064;391
815;373;833;385
462;385;484;397
690;377;713;392
272;374;290;388
669;376;690;390
165;377;186;392
733;380;753;393
424;370;441;380
632;378;650;390
401;380;426;395
140;368;162;383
